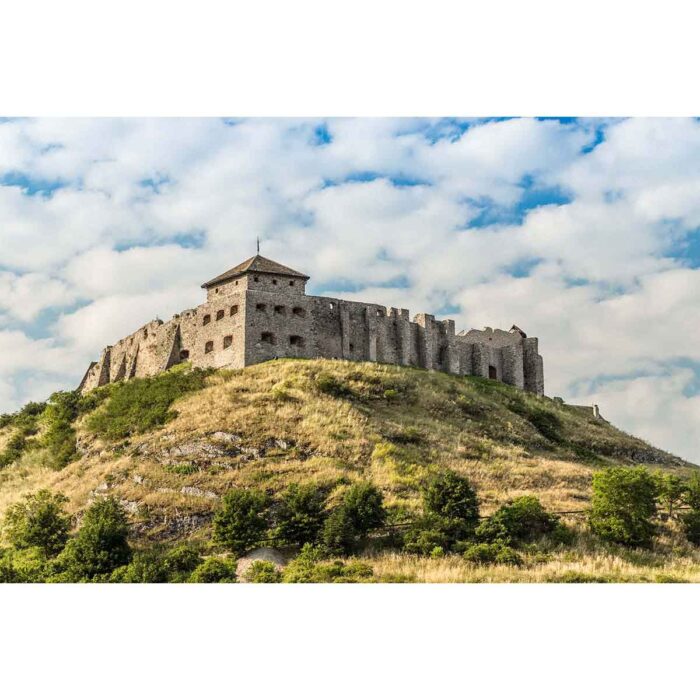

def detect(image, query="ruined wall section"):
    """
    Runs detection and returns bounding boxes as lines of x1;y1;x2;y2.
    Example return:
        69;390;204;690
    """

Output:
79;276;545;396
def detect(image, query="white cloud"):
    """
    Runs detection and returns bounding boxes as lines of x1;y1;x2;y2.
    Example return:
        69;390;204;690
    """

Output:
2;117;700;464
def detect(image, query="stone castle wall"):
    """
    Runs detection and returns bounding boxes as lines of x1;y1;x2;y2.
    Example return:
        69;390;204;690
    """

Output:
79;268;545;395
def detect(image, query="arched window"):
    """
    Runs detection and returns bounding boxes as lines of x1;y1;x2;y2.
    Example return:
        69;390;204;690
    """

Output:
230;305;239;316
223;335;233;349
203;314;211;326
216;310;224;321
204;341;214;354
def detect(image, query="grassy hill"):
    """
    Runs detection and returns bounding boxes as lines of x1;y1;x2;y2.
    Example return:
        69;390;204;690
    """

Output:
1;359;698;582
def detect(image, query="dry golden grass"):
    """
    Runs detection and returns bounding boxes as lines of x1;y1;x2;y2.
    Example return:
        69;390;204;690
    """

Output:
0;359;693;555
357;550;700;582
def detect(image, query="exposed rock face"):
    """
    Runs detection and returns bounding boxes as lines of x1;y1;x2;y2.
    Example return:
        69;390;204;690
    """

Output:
236;547;289;580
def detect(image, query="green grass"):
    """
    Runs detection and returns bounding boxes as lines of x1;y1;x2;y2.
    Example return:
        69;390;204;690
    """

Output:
85;367;212;441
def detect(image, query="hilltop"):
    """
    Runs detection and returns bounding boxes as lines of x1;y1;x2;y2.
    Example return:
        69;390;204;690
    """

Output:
0;359;698;582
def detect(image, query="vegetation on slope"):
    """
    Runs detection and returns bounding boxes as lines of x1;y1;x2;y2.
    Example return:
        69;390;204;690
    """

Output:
0;358;698;582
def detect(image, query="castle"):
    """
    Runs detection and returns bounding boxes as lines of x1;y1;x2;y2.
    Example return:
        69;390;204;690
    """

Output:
78;254;545;395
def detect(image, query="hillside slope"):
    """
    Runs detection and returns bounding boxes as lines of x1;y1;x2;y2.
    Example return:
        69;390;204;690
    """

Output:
0;359;691;554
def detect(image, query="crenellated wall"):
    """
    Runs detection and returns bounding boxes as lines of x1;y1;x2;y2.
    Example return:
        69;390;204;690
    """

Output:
79;268;545;396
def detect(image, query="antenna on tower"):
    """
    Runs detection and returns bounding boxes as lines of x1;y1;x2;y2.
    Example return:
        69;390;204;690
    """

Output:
256;236;260;254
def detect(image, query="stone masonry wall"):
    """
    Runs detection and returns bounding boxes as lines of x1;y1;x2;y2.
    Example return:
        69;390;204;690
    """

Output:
80;271;545;396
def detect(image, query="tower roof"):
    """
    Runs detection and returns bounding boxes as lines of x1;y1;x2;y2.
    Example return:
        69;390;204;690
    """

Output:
201;255;310;289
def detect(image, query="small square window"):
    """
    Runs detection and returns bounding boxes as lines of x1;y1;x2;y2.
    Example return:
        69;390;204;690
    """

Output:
261;332;275;344
289;280;294;286
272;279;277;285
274;305;285;315
223;335;233;349
204;341;214;354
256;303;266;312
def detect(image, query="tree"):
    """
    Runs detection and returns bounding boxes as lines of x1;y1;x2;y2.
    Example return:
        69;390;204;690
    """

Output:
213;488;270;555
341;482;386;533
274;483;327;546
321;482;385;555
4;490;71;557
681;473;700;545
589;467;659;548
61;497;131;579
475;496;559;545
654;471;687;519
422;470;479;543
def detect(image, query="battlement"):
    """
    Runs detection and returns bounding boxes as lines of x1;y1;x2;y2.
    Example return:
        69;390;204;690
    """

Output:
79;254;545;395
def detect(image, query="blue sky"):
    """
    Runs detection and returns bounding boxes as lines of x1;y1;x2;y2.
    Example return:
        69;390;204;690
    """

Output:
1;117;700;461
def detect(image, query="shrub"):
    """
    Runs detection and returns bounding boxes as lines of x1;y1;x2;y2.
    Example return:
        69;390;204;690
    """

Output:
0;546;50;583
274;483;327;546
589;467;659;548
60;497;131;580
403;516;452;555
213;488;270;556
682;473;700;545
189;557;237;583
41;390;80;469
282;544;373;582
110;549;169;583
244;560;282;583
322;482;385;555
322;507;357;555
422;470;479;544
163;544;203;582
86;368;210;440
4;490;71;557
315;373;351;398
463;542;522;566
654;471;687;518
475;496;559;545
342;482;386;533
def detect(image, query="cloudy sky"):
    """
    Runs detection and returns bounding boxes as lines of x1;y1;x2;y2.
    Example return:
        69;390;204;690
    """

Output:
1;117;700;460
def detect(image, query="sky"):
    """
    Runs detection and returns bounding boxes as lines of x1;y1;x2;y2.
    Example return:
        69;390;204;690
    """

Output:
1;117;700;461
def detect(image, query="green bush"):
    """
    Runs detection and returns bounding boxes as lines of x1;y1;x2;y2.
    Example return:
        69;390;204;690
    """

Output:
682;473;700;545
422;470;479;544
189;557;237;583
475;496;559;545
463;542;522;566
85;368;210;440
274;483;327;546
322;482;385;555
163;544;203;582
213;488;270;555
654;472;687;519
403;516;452;555
589;467;659;548
110;548;169;583
60;497;131;580
41;391;81;469
3;490;71;557
282;544;373;582
315;373;351;398
0;546;50;583
244;560;282;583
